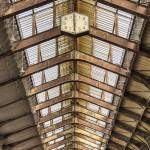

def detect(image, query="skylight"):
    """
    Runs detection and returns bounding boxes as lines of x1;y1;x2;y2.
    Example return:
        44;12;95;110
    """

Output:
10;0;146;149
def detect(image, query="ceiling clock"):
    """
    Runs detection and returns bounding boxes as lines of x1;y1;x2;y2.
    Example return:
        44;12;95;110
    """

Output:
61;12;89;35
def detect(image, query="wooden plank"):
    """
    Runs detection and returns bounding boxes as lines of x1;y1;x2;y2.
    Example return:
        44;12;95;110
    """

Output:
99;0;149;18
0;0;51;19
0;27;61;58
29;74;122;96
89;26;138;52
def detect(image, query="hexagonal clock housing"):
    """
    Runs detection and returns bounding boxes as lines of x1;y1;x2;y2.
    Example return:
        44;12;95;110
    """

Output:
61;12;89;35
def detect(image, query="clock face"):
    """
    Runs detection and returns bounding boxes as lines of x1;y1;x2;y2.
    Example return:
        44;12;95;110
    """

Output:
75;13;89;34
61;12;89;35
61;13;74;34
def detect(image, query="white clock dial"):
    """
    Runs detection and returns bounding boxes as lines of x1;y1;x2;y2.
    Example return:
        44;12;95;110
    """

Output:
61;13;74;34
75;13;89;34
61;12;89;35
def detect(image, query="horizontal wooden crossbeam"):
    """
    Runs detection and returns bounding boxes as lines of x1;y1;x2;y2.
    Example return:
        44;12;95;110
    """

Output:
74;117;110;135
35;91;116;112
39;106;72;124
1;0;148;19
28;73;122;97
0;0;51;19
0;50;129;87
98;0;149;18
0;26;138;59
0;27;61;58
89;27;138;52
47;136;72;149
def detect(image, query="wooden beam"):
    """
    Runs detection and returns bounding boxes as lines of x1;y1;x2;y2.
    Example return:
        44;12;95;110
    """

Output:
42;128;73;143
59;144;73;150
9;136;42;150
136;128;150;138
76;104;113;124
142;116;150;125
74;141;97;150
76;125;108;142
30;145;43;150
49;116;108;138
35;91;116;112
13;143;43;150
36;100;112;123
75;127;107;143
114;121;150;142
76;51;129;77
29;74;122;96
74;143;90;150
74;117;110;135
119;108;141;121
0;98;32;122
74;139;99;150
0;50;128;87
0;0;51;19
109;126;150;149
24;51;73;78
98;0;149;18
75;91;116;111
132;70;150;89
89;26;138;52
139;136;150;150
124;92;148;107
130;138;146;149
76;73;122;96
139;47;150;58
136;135;150;148
108;140;125;150
1;26;138;60
39;106;72;124
28;74;72;96
39;104;112;128
35;92;72;111
24;50;129;77
0;51;73;86
112;131;129;143
75;132;103;145
13;26;61;53
3;127;39;145
40;119;108;144
0;27;61;58
74;138;99;150
128;144;140;150
0;27;138;59
6;0;147;20
111;131;144;149
46;136;72;149
116;120;135;132
57;144;73;150
40;118;73;134
0;114;35;135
